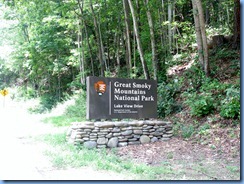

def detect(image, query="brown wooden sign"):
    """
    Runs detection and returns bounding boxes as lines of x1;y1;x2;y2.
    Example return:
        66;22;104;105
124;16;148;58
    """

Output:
86;76;157;119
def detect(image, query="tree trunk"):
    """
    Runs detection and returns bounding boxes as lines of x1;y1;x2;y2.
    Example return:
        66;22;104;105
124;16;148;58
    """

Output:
123;0;132;76
78;21;85;85
77;0;94;76
192;0;204;67
128;0;150;79
168;0;172;52
144;0;158;80
233;0;240;49
195;0;209;76
89;0;105;76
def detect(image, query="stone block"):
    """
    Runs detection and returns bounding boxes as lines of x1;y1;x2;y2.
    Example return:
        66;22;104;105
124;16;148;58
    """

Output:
140;135;150;144
97;137;108;145
107;137;119;148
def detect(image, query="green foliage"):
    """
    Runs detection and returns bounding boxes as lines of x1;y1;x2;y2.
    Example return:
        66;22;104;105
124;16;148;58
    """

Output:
64;92;86;121
157;80;182;118
198;123;211;135
181;124;195;139
183;63;206;92
184;92;215;117
220;87;240;119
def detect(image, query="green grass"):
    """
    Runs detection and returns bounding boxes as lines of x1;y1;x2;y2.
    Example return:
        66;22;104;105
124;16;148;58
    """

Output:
42;116;81;127
38;132;175;180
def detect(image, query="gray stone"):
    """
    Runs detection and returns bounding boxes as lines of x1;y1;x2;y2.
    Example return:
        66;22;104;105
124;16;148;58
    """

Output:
79;124;95;129
143;121;155;125
97;137;108;145
142;132;150;135
75;135;82;139
122;130;133;136
113;133;121;136
106;133;113;138
97;132;107;135
83;137;90;141
90;133;98;136
163;134;173;138
118;138;128;142
76;132;87;135
157;128;165;132
133;135;140;139
166;130;173;134
75;139;85;143
89;136;97;139
155;121;167;126
98;135;106;138
144;126;153;129
128;121;144;127
95;122;114;128
121;126;132;131
128;141;141;145
107;137;119;148
161;137;170;141
152;131;163;136
118;142;128;147
148;129;155;132
114;122;127;127
140;135;150;144
97;145;107;149
132;127;143;130
151;137;158;143
112;127;121;133
128;138;138;141
85;121;95;126
134;130;143;134
100;129;110;133
84;141;97;149
90;138;97;141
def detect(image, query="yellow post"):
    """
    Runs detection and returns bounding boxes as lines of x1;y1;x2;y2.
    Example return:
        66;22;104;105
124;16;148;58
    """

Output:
0;89;9;108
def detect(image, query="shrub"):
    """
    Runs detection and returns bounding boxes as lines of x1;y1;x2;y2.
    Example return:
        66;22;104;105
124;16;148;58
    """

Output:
184;92;215;117
220;87;240;119
64;92;86;120
157;80;182;118
181;124;195;138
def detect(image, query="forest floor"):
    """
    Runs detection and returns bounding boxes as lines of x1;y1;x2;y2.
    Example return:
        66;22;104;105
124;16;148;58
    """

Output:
0;96;240;180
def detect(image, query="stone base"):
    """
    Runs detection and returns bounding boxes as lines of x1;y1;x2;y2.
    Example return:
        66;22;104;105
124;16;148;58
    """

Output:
66;120;173;149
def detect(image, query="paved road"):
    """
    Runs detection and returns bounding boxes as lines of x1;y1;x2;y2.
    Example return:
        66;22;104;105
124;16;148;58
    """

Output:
0;97;129;180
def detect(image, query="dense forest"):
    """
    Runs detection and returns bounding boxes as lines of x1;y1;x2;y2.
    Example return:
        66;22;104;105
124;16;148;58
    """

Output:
0;0;240;120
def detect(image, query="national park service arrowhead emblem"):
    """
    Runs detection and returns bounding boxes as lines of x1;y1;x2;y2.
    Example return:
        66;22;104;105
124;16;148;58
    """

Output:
94;81;106;96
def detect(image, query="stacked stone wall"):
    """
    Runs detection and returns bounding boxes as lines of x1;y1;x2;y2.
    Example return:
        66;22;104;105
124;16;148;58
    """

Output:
67;120;173;148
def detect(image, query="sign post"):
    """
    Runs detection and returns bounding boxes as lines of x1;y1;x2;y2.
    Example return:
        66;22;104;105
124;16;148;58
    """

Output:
87;77;157;120
0;89;9;108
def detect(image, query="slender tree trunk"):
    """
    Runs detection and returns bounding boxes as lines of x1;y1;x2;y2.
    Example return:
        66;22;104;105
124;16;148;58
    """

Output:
123;0;132;76
192;0;210;76
168;0;172;52
84;21;95;76
89;0;105;76
233;0;240;49
195;0;209;76
78;21;85;85
144;0;158;80
77;0;94;76
192;0;204;68
128;0;150;79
